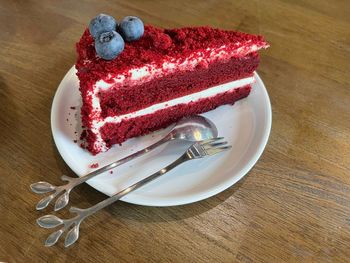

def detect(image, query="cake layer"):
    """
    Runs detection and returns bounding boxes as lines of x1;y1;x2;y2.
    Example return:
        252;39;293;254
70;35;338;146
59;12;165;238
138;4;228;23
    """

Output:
96;76;254;127
94;42;265;92
99;53;259;117
87;76;254;153
100;85;251;148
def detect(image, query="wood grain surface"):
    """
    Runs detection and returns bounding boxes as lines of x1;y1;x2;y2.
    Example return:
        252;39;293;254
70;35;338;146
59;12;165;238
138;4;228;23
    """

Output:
1;0;350;262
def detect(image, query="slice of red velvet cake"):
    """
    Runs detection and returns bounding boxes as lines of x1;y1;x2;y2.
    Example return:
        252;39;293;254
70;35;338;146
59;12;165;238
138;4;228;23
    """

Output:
76;25;269;154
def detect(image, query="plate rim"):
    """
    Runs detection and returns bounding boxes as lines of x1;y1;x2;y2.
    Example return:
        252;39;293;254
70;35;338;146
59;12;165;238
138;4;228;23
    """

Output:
51;66;272;206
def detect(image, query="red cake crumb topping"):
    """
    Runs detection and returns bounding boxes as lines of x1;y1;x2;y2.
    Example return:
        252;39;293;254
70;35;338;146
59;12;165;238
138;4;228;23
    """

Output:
89;163;99;169
75;25;267;83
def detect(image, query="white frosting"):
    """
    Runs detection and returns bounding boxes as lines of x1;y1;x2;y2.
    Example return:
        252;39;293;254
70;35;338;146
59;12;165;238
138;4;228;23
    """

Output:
89;76;255;152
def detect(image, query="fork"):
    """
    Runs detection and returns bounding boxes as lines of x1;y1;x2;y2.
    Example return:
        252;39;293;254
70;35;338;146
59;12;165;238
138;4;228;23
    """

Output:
30;137;218;212
37;138;231;247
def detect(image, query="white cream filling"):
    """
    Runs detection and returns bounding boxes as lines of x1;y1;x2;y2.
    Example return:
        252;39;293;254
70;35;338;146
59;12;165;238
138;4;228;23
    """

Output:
96;41;265;90
96;76;254;127
89;76;255;151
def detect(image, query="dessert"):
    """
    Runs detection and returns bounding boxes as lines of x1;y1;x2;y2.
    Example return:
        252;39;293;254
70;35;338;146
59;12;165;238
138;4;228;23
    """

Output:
76;14;269;154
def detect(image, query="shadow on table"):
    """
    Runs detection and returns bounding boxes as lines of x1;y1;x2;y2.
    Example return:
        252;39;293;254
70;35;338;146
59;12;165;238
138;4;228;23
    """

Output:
107;176;247;222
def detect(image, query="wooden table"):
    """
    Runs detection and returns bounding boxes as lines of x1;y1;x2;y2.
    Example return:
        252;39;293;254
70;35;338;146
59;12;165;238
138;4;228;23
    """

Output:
1;0;349;262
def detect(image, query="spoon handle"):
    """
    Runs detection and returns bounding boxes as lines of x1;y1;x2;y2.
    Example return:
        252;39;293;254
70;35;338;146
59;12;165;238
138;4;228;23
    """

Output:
77;135;170;184
31;135;171;211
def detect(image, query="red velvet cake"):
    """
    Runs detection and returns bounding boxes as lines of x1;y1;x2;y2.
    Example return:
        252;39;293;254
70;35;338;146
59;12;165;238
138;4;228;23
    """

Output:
76;25;269;154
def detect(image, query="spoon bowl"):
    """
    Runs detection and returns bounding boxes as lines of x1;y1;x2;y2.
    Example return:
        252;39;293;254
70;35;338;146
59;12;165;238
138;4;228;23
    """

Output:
167;115;218;142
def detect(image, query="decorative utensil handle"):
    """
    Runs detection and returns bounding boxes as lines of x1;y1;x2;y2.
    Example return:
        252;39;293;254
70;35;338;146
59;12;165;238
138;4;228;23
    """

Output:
37;138;230;247
31;135;170;211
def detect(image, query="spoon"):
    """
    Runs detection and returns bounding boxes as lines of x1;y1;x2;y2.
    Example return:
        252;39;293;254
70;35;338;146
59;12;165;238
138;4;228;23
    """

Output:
30;115;218;211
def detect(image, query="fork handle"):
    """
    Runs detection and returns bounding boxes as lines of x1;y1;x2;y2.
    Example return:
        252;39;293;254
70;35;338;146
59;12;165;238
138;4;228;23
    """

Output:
85;154;189;215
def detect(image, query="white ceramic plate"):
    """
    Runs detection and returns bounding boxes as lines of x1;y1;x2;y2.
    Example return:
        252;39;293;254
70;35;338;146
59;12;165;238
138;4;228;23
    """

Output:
51;67;271;206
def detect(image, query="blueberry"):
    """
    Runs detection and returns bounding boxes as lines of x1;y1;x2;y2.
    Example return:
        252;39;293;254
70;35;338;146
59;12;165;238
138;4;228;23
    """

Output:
89;14;117;39
95;31;125;60
119;16;144;42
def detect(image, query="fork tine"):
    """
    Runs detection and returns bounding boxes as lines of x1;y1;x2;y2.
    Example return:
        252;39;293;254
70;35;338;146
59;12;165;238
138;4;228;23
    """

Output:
200;137;224;145
205;145;232;156
217;145;232;150
203;141;228;149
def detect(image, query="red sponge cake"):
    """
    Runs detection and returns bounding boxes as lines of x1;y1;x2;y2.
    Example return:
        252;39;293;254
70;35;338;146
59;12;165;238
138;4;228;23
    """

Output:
76;25;269;155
